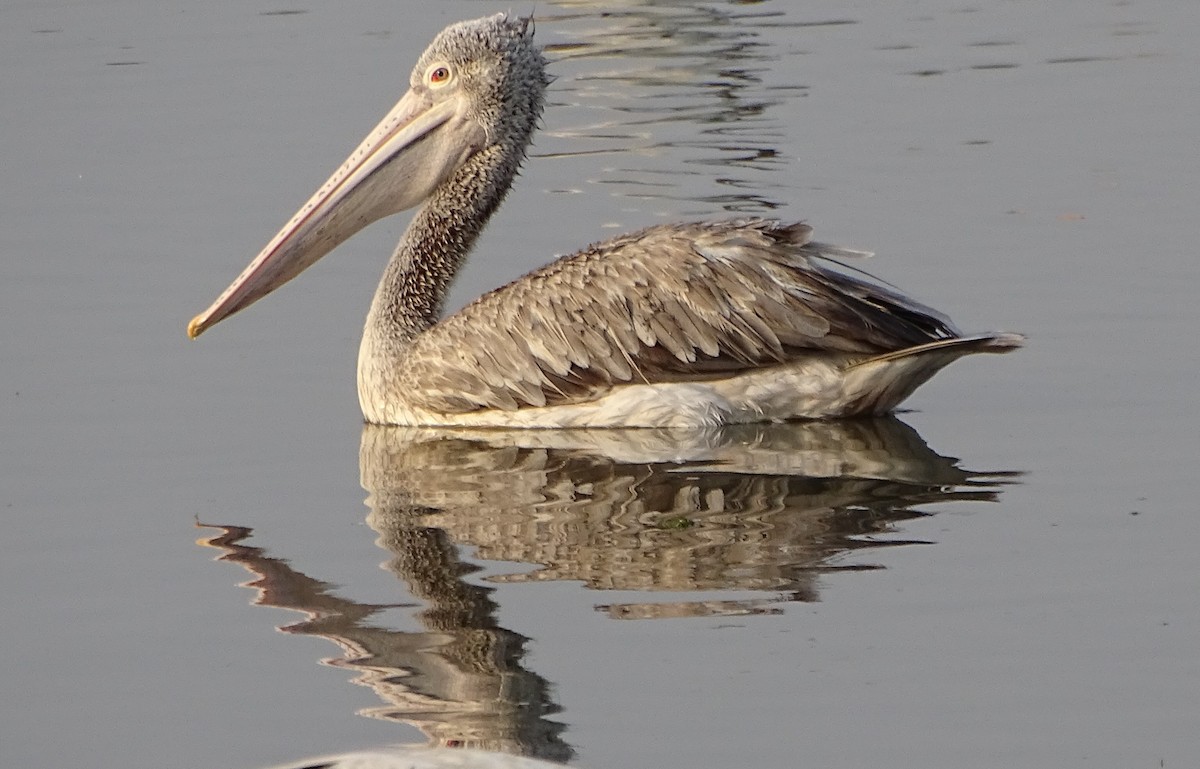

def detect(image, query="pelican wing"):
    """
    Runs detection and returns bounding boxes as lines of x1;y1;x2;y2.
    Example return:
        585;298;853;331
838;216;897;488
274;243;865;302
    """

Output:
398;219;960;412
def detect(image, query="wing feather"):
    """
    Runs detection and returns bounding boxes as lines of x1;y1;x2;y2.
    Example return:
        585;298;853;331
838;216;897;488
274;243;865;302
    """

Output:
396;219;960;413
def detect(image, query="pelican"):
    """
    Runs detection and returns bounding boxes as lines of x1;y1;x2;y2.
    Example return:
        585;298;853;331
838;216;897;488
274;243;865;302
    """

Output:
188;13;1022;428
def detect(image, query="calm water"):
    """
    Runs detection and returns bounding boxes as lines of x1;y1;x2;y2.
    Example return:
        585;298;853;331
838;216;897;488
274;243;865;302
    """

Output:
3;1;1197;768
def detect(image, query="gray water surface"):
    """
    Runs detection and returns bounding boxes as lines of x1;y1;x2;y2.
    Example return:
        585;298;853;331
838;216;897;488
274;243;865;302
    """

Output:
3;2;1198;768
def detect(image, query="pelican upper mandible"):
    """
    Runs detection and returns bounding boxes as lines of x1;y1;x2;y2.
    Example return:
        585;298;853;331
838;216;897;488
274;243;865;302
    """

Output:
188;13;1022;428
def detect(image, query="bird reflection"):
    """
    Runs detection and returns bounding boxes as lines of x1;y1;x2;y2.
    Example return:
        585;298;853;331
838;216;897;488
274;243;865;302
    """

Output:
198;417;1013;759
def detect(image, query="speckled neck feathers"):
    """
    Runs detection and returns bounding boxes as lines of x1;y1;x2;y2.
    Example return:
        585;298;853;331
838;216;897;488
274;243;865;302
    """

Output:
359;15;548;418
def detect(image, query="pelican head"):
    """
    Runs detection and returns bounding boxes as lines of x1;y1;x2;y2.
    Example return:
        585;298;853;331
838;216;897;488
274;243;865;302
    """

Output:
188;13;548;338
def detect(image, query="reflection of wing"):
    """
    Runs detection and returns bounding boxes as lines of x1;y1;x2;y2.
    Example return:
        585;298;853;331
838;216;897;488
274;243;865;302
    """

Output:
362;417;997;486
264;746;570;769
362;418;1017;613
399;220;958;412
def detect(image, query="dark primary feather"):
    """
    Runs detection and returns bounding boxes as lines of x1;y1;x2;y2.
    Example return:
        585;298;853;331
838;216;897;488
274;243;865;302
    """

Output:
396;219;962;413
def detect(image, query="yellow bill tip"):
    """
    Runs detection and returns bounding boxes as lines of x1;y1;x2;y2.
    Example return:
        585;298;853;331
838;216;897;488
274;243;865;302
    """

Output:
187;315;206;340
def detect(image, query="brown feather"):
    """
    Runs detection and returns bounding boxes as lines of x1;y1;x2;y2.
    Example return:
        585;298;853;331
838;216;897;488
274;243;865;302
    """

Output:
393;219;965;413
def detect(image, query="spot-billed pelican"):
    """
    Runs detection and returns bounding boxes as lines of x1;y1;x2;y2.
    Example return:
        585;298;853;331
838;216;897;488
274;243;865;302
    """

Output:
188;13;1022;428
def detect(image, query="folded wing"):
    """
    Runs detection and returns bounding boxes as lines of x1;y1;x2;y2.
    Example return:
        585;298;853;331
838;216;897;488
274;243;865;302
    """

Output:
397;219;961;413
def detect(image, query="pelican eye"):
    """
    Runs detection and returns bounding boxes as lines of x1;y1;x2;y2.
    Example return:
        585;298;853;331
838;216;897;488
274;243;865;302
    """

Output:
428;65;453;86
